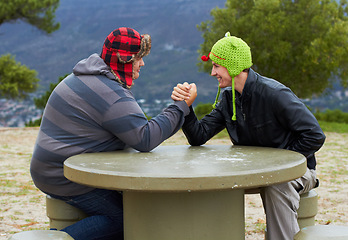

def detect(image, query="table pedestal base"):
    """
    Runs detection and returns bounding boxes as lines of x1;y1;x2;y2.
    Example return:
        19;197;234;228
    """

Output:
123;189;245;240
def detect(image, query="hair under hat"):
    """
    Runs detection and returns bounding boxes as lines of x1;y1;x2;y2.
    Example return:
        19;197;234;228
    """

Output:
101;27;151;88
201;32;252;120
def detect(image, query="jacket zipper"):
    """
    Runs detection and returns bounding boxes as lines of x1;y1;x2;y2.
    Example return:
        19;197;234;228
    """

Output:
241;103;246;121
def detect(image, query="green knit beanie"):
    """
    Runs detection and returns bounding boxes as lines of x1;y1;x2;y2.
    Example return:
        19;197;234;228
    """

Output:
201;32;252;120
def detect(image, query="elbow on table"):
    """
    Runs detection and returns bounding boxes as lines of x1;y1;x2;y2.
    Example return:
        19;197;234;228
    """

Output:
320;133;326;145
187;138;206;146
133;144;157;153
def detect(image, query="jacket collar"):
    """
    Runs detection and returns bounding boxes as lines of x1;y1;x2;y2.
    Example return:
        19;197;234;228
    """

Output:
239;68;257;102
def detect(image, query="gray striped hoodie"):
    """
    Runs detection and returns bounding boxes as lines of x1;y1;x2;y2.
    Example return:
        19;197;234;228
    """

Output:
30;54;189;196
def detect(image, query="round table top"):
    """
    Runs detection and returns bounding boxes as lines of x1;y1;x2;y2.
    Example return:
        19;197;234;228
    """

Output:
64;145;306;192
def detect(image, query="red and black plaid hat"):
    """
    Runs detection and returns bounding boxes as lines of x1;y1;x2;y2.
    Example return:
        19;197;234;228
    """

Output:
101;27;151;87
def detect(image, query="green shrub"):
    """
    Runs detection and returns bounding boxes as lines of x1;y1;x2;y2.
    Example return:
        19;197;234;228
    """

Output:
318;121;348;133
194;103;214;120
314;109;348;124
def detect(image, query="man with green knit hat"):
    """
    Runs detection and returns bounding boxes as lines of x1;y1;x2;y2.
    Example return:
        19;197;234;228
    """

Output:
203;32;252;120
172;32;325;240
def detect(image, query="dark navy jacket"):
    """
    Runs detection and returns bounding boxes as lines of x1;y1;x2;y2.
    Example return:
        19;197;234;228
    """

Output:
182;69;325;170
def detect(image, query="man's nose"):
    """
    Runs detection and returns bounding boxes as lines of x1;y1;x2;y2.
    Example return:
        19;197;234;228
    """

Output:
211;68;216;76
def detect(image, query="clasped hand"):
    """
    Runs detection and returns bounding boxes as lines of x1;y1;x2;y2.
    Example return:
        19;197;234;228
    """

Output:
171;82;197;107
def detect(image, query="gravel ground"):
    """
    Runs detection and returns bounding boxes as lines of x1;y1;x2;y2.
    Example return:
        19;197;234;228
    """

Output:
0;128;347;239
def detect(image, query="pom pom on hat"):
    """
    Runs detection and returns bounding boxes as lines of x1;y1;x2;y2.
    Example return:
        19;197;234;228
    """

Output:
201;55;210;61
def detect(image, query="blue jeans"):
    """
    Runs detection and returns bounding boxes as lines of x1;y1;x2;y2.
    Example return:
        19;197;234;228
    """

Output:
49;189;123;240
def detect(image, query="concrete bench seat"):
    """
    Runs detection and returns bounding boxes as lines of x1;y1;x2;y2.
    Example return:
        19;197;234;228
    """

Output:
294;225;348;239
9;230;73;240
46;195;88;230
297;189;318;228
45;189;318;237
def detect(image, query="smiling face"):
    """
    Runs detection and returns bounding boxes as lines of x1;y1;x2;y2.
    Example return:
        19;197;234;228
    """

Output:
211;61;232;88
133;58;145;80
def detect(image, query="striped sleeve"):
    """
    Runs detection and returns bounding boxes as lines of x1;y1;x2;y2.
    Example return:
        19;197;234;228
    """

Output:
103;98;188;152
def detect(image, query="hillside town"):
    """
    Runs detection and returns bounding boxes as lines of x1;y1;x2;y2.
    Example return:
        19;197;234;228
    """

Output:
0;98;41;127
1;89;348;127
0;98;173;127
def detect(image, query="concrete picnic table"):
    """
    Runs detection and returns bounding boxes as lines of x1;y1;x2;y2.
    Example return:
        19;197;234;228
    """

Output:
64;145;306;240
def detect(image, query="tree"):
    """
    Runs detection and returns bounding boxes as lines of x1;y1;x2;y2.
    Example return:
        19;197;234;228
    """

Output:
194;103;214;120
0;0;60;100
198;0;348;98
0;54;39;99
0;0;60;33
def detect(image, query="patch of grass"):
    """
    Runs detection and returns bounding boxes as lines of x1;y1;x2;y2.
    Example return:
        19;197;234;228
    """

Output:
318;121;348;133
14;211;24;216
246;218;266;234
29;196;43;203
0;179;18;188
214;129;229;139
9;215;19;221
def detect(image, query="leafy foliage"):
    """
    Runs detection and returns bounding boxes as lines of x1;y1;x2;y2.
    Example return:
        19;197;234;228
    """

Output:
0;54;39;99
194;102;214;120
315;109;348;124
0;0;60;34
198;0;348;98
317;120;348;133
0;0;60;100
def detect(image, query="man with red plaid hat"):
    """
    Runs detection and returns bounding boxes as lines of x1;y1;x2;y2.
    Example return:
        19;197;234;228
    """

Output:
30;27;196;240
101;27;152;88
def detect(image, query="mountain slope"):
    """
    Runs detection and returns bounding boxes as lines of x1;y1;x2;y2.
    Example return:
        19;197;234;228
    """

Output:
0;0;226;104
